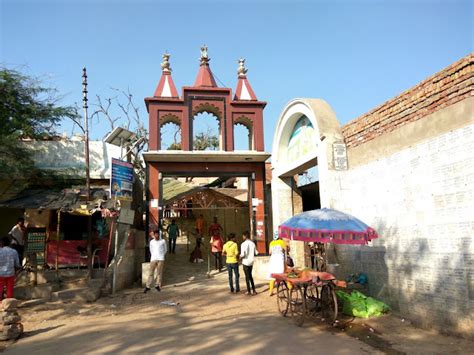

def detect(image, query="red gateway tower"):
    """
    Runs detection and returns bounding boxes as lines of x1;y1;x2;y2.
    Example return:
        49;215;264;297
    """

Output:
144;47;270;253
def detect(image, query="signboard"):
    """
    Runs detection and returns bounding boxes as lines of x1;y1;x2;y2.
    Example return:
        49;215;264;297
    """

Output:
333;143;348;170
287;115;316;163
111;158;134;201
118;207;135;225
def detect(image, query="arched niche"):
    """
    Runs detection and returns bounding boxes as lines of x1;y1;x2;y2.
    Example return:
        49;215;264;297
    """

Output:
234;115;254;150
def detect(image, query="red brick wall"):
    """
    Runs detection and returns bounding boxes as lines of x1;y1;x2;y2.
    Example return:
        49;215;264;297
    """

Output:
342;54;473;148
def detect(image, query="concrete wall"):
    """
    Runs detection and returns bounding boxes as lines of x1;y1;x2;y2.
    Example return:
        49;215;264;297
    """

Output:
113;228;145;291
328;97;473;337
22;140;121;179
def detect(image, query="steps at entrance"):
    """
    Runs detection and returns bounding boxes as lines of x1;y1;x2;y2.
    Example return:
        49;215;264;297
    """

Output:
14;284;57;300
51;286;101;302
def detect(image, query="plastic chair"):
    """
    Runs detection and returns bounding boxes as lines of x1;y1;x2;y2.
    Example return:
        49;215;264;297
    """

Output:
78;248;102;269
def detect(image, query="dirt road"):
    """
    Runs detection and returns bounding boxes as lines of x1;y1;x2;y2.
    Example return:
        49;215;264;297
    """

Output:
3;240;473;354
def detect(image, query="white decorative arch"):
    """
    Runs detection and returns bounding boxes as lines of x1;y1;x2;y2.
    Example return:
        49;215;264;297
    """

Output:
271;98;343;235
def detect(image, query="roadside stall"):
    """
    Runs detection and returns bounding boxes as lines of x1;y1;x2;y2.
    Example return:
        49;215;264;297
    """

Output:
274;208;379;326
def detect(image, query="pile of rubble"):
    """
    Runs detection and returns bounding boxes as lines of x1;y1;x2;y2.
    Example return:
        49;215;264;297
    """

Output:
0;299;23;341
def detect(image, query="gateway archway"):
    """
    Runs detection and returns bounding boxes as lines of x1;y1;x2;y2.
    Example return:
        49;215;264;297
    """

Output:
144;48;270;253
271;98;344;265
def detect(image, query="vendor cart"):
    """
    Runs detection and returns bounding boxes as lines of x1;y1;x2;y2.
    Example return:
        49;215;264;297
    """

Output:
275;208;379;327
272;269;345;327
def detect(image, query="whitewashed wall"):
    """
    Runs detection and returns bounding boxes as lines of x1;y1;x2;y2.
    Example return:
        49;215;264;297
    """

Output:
327;124;474;335
23;140;122;179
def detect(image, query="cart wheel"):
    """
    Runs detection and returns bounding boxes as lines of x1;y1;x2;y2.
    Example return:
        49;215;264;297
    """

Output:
305;283;320;314
290;286;306;327
321;284;338;324
276;282;289;317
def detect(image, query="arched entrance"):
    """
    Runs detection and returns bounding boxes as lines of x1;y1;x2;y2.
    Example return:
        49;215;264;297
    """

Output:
271;98;344;265
144;48;270;254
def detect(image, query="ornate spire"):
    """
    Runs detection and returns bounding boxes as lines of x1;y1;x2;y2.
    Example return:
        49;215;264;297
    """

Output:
234;58;257;101
153;52;179;98
237;58;248;77
161;52;171;72
200;45;210;66
194;45;217;87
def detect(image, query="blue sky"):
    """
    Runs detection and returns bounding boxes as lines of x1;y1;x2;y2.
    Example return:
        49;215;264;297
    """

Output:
1;0;472;151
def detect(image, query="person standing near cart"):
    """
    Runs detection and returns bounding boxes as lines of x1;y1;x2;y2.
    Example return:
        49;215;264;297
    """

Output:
267;232;288;296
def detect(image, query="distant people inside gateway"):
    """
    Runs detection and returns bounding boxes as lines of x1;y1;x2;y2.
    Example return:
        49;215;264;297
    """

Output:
167;219;180;254
208;216;223;237
210;229;223;271
189;228;204;263
195;214;206;235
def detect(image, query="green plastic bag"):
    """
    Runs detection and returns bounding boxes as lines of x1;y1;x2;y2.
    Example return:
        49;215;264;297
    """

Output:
337;291;390;318
366;297;390;317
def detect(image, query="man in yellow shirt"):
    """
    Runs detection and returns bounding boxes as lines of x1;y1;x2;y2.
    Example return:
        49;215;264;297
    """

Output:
222;233;240;293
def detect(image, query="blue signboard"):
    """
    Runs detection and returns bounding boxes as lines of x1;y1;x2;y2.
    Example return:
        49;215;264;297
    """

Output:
111;158;134;201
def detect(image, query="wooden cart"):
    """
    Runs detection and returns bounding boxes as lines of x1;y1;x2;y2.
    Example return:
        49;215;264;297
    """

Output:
272;270;344;327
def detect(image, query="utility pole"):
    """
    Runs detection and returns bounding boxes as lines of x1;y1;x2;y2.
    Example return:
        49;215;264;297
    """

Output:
83;68;93;280
82;67;91;201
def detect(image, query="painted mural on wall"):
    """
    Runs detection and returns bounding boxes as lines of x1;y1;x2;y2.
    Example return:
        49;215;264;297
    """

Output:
287;115;316;163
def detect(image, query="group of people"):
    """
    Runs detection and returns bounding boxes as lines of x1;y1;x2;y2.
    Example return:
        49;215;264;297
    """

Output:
144;214;292;297
144;216;262;296
0;218;26;301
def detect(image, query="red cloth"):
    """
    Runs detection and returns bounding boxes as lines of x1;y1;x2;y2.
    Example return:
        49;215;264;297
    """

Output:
0;276;15;300
46;240;109;266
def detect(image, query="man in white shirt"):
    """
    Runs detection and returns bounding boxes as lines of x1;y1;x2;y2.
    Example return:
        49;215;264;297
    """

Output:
9;217;26;263
240;231;258;295
144;228;167;293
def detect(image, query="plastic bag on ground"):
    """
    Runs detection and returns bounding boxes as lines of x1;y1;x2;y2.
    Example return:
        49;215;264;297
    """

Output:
336;290;390;318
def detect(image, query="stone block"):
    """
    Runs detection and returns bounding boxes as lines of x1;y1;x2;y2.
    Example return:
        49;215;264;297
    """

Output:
2;311;19;319
1;323;23;340
1;299;18;311
13;284;53;300
3;314;21;325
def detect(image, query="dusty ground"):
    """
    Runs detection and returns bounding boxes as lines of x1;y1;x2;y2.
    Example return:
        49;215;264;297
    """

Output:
2;239;473;354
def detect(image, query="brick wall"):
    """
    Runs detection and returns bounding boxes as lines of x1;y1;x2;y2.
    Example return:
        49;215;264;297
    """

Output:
342;54;473;148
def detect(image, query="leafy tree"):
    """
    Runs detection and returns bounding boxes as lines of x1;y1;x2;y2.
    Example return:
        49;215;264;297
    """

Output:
166;127;219;151
0;67;79;179
193;130;219;150
0;68;77;138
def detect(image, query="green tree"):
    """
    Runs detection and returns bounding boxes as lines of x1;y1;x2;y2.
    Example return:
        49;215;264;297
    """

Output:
193;130;219;150
0;67;78;178
166;127;219;151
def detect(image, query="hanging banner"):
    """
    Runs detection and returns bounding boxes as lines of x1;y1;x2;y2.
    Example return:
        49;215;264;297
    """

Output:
111;158;134;201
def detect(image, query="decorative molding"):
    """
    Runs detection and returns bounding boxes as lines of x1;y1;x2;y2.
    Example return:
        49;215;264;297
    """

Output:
192;102;223;119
